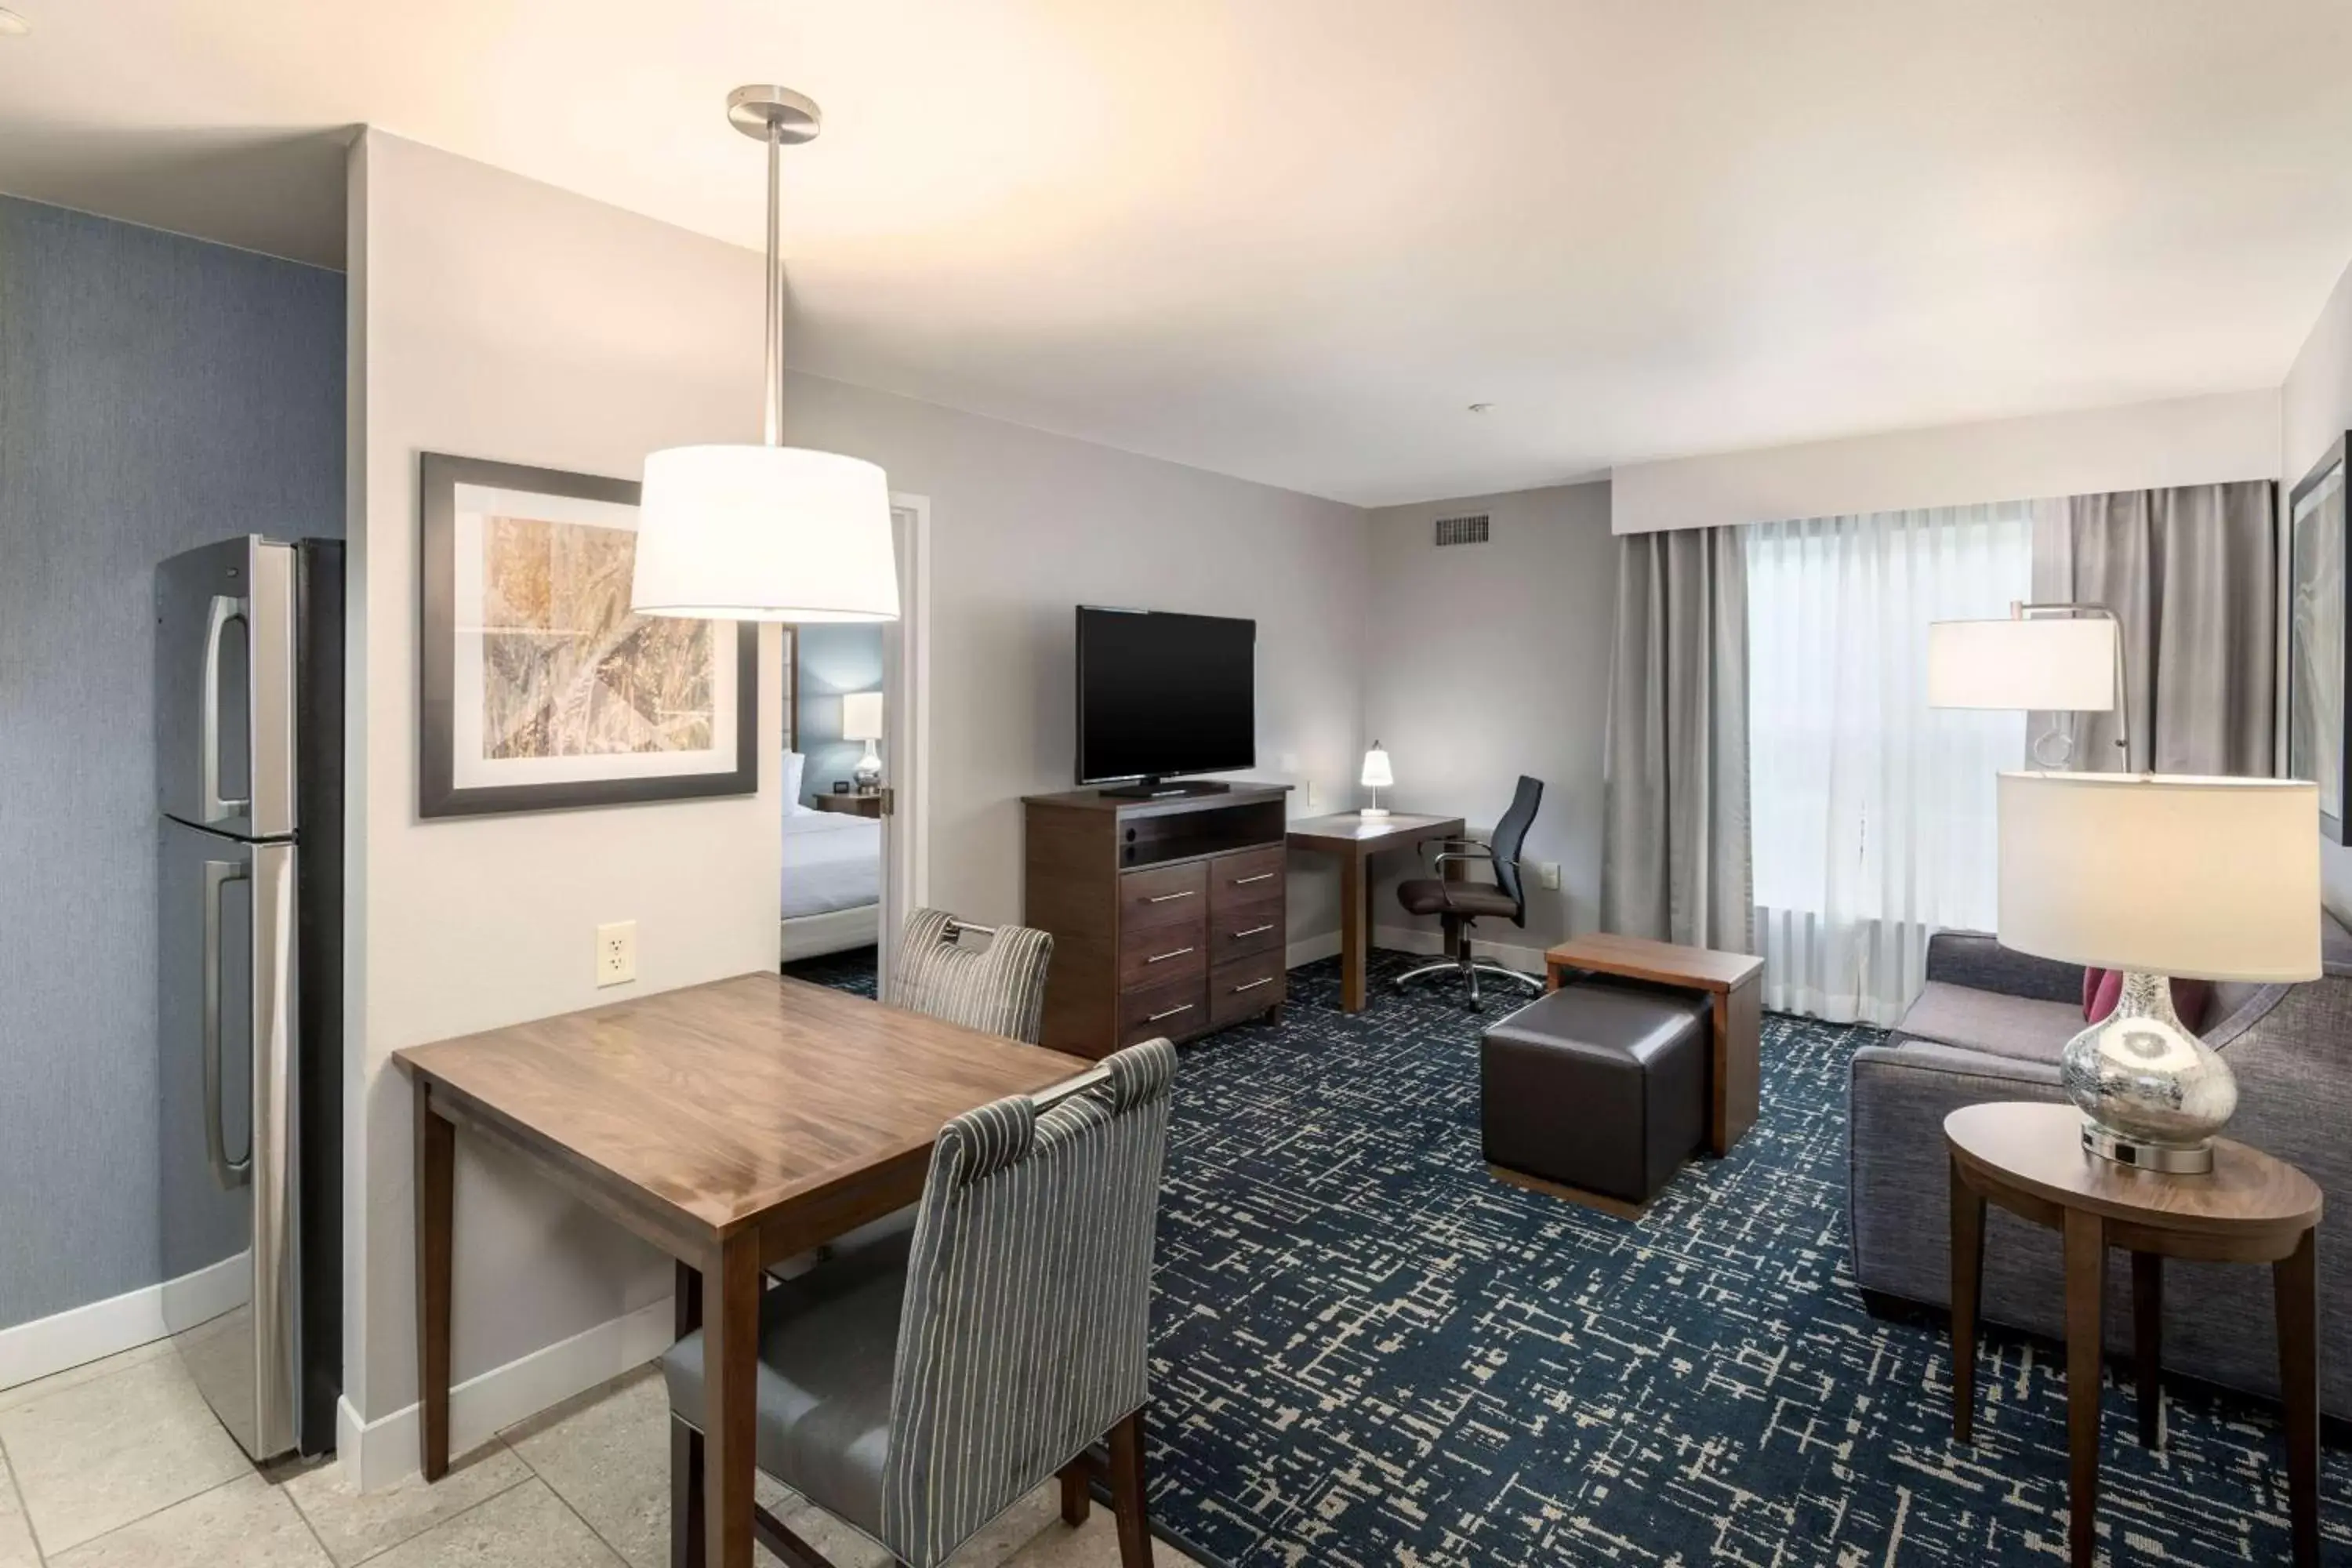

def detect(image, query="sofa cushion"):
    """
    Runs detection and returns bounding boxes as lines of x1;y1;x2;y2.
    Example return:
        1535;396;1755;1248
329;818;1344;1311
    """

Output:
1890;981;2082;1065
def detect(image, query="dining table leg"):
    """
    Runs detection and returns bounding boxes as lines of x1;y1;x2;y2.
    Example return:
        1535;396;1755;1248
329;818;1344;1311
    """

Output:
2062;1208;2105;1568
702;1231;762;1568
2274;1229;2321;1568
1948;1155;1984;1444
1338;852;1367;1014
671;1261;705;1568
413;1082;455;1482
2132;1251;2162;1450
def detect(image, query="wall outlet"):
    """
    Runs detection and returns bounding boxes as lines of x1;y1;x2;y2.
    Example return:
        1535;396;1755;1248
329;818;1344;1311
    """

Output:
596;920;637;987
1537;861;1562;891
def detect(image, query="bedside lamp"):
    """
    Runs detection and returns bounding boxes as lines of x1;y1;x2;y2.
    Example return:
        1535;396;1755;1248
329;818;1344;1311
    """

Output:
1998;771;2320;1172
1928;604;2122;768
841;691;885;793
1360;742;1394;818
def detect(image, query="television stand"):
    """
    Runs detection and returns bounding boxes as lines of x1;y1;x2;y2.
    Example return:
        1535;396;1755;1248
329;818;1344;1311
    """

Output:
1096;777;1234;800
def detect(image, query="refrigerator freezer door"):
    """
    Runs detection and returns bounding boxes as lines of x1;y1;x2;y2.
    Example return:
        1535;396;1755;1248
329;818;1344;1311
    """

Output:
157;538;296;840
159;822;300;1461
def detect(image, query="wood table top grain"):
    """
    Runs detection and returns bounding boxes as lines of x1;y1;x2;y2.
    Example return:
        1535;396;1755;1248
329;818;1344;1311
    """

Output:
1284;811;1463;852
1544;931;1762;993
393;971;1090;1236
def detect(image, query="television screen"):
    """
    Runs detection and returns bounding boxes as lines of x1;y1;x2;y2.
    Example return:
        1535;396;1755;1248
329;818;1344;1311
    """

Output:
1076;607;1256;784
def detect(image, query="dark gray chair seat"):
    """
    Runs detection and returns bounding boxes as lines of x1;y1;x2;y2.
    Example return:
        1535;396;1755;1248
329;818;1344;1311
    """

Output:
1396;880;1519;920
664;1225;910;1538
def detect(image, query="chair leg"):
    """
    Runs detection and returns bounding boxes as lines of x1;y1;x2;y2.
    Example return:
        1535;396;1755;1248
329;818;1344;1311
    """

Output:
1058;1457;1092;1526
670;1416;705;1568
1108;1409;1155;1568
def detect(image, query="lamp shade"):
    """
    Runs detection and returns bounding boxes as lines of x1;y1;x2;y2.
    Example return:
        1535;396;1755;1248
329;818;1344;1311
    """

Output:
840;691;884;742
1928;617;2115;710
632;445;899;622
1360;745;1394;789
1996;772;2320;982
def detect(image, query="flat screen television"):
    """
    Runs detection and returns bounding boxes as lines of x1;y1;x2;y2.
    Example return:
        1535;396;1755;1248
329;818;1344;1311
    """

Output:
1076;606;1256;789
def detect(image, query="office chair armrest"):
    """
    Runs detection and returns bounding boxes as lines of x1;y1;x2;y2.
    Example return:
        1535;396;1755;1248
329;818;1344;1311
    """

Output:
1428;841;1496;872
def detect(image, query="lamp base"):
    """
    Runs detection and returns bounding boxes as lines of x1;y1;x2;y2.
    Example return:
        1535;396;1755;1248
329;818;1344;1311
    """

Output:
2078;1121;2215;1174
852;737;883;793
1360;807;1390;818
2061;970;2236;1178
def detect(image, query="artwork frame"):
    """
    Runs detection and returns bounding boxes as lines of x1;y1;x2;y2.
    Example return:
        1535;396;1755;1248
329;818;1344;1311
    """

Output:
419;452;758;819
2287;434;2349;844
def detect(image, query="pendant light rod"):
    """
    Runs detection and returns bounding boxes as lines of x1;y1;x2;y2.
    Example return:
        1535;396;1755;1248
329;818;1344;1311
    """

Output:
724;85;821;448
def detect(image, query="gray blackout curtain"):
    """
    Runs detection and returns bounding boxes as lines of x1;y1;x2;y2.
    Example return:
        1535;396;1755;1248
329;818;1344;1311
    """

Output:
1600;526;1753;952
2031;480;2278;775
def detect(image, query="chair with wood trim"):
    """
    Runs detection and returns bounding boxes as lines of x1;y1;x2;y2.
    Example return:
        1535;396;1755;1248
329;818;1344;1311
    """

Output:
663;1037;1178;1568
888;906;1055;1044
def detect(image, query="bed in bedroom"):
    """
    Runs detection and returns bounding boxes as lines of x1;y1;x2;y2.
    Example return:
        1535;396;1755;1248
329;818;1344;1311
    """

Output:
780;756;883;960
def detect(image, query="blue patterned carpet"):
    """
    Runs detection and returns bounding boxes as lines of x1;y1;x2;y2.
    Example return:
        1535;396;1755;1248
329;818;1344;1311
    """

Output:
1142;952;2350;1568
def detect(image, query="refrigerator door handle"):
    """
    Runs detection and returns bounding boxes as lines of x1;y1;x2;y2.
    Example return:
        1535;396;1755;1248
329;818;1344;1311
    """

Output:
249;840;299;1460
200;593;250;826
202;858;254;1188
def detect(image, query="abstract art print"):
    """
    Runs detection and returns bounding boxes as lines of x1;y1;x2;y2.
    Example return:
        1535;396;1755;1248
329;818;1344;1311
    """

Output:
419;453;758;818
2288;440;2348;843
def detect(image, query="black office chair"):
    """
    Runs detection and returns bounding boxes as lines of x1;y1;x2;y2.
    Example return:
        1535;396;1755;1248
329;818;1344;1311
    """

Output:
1392;775;1544;1011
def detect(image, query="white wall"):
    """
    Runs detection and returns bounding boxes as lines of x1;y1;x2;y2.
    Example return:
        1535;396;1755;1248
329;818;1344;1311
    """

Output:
345;131;1370;1458
1611;389;2280;535
2281;255;2352;925
1362;483;1617;959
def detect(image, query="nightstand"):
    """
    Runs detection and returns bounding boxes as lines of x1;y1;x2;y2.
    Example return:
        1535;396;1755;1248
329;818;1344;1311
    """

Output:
811;793;883;818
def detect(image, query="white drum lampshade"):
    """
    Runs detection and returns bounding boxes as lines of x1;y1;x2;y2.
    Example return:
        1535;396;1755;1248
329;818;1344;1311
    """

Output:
840;691;885;743
1927;616;2117;711
631;445;898;622
1997;771;2320;1172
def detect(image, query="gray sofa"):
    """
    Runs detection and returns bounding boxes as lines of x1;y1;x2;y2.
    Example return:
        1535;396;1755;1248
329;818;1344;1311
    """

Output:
1847;913;2352;1418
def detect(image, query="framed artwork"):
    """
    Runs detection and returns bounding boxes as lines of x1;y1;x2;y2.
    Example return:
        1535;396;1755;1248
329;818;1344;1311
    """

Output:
419;452;759;818
2288;435;2348;844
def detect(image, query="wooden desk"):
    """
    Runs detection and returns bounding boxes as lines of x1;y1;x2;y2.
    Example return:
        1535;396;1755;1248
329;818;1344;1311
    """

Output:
394;973;1087;1568
1544;931;1763;1155
1946;1103;2323;1567
1286;812;1465;1013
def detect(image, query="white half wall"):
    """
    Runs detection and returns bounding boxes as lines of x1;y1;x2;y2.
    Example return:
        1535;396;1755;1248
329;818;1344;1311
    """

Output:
344;129;1370;1479
2281;254;2352;926
1363;482;1617;953
1611;389;2281;535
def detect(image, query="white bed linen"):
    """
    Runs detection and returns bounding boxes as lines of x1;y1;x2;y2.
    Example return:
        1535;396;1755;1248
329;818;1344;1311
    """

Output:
782;807;880;919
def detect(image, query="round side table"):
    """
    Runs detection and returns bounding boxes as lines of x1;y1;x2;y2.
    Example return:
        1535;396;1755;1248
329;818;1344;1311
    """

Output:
1944;1102;2324;1568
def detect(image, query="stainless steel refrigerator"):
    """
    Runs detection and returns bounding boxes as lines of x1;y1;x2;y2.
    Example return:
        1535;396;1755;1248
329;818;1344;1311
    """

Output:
155;535;343;1461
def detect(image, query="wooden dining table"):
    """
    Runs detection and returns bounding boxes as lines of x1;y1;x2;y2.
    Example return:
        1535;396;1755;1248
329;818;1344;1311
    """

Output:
393;971;1091;1568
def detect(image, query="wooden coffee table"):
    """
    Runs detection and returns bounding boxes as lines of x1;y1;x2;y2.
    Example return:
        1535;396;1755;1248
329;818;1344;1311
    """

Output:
1543;932;1762;1154
1945;1102;2324;1567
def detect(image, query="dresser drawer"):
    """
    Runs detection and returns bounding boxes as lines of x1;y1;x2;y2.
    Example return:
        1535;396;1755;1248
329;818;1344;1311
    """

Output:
1120;972;1206;1046
1210;896;1284;965
1119;861;1207;938
1208;950;1286;1027
1207;847;1285;913
1119;924;1208;987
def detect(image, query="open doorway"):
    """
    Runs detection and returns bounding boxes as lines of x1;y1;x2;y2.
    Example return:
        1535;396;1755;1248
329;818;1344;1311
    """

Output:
775;493;929;998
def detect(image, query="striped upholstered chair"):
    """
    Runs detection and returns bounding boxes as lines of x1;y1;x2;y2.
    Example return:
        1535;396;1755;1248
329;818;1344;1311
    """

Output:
663;1037;1178;1568
888;906;1054;1044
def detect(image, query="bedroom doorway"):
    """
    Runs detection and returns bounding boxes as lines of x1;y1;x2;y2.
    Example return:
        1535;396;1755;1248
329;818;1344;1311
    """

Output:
775;493;930;998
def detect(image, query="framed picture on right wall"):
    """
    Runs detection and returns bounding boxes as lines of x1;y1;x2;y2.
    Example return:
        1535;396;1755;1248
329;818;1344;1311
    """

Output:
2288;434;2348;844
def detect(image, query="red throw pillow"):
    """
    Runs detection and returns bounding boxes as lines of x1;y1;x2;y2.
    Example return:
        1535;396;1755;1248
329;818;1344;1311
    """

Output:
2082;967;2212;1032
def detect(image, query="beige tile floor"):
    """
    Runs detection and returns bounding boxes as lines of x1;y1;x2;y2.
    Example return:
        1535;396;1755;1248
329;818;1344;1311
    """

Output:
0;1349;1197;1568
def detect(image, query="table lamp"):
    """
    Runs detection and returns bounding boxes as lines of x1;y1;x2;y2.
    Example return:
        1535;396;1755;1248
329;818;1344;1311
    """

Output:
842;690;885;793
1997;771;2321;1172
1360;742;1394;818
1928;604;2122;768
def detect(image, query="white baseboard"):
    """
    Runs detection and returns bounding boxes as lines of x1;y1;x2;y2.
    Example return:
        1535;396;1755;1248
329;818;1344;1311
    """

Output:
1284;931;1341;967
339;1297;674;1493
1373;924;1551;976
0;1253;246;1392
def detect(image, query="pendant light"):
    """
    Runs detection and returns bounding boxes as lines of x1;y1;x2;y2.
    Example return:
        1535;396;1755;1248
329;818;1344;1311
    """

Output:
632;86;900;623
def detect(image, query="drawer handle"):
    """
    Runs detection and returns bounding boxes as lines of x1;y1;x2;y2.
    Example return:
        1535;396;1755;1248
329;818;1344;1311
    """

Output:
1231;977;1275;994
1147;946;1196;964
1145;889;1197;904
1232;924;1276;938
1232;872;1276;886
1146;1003;1196;1023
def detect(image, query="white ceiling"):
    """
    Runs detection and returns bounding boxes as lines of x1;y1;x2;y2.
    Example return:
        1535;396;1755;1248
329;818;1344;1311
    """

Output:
5;1;2351;505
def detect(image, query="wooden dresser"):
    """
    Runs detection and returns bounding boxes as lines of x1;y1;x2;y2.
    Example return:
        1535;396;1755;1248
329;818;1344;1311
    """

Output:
1022;784;1292;1058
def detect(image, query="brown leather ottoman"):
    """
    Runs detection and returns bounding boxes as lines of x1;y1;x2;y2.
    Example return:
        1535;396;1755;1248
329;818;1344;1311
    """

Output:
1481;982;1710;1204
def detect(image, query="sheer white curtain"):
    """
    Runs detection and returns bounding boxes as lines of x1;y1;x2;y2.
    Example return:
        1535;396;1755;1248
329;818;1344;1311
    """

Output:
1747;504;2031;1024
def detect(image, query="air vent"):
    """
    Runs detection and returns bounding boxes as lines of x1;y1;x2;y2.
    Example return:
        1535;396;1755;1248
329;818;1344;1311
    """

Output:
1434;514;1490;547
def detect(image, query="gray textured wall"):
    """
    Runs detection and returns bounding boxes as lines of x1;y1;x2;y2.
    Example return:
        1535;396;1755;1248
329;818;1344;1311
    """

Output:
0;198;344;1331
794;622;884;804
